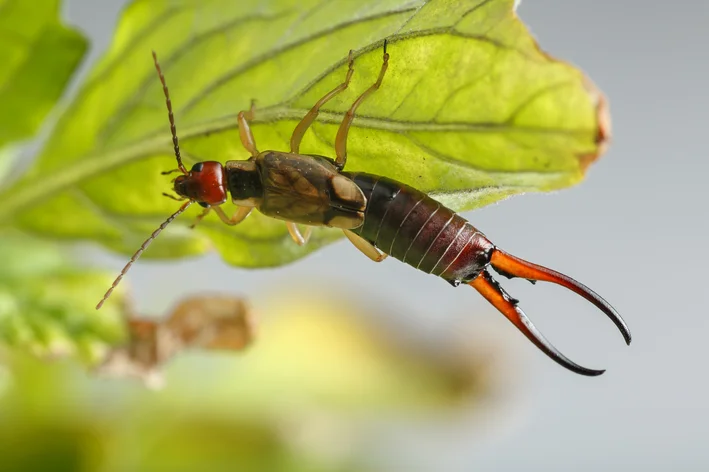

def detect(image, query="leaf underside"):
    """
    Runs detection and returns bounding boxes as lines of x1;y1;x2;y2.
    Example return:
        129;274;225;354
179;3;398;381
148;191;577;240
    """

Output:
0;0;609;268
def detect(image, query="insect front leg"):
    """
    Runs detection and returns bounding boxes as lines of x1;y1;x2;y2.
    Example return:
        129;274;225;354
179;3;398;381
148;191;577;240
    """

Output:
213;206;252;226
238;100;259;157
344;230;388;262
290;50;355;154
286;222;313;246
190;207;211;229
335;41;390;170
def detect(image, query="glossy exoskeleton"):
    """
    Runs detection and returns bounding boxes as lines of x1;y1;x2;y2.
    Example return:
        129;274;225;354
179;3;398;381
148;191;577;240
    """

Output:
98;42;631;376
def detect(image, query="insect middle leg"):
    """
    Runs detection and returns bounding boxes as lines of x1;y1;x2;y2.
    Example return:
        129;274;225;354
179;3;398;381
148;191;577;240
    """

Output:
335;41;390;170
190;206;252;229
286;222;313;246
190;207;211;229
214;206;252;226
238;100;259;157
290;50;355;154
344;230;388;262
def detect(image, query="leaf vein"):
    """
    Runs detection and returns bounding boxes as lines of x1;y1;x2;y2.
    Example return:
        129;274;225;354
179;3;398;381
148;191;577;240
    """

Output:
99;10;293;146
179;6;420;116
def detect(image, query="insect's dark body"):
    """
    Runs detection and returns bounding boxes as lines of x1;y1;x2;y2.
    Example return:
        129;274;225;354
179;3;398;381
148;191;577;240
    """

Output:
224;154;495;285
235;152;366;229
166;153;630;378
344;172;494;286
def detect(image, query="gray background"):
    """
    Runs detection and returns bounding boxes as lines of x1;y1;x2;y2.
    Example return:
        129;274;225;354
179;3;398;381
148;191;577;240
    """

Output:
64;1;709;471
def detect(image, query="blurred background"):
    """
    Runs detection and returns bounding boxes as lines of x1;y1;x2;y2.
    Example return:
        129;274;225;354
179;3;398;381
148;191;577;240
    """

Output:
1;0;708;471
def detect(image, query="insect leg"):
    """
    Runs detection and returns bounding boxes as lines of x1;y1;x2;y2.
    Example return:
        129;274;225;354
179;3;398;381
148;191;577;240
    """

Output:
189;208;211;229
290;51;355;153
286;222;313;246
238;100;259;157
213;206;252;226
344;230;388;262
335;40;390;169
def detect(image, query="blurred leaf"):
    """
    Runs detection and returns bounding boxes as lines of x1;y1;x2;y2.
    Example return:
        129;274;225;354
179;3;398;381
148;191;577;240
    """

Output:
0;354;358;472
0;290;501;471
0;0;87;148
0;0;608;268
164;293;492;416
0;235;126;364
0;422;106;472
131;419;355;472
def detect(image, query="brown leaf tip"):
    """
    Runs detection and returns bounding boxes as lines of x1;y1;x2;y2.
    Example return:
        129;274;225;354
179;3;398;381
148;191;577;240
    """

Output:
578;77;612;173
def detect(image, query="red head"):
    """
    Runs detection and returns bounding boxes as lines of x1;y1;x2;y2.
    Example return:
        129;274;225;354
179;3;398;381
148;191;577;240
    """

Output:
173;161;228;207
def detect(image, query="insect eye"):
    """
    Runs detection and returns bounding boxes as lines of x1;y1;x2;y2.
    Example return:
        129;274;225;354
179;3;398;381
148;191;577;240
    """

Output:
198;201;210;208
191;162;204;172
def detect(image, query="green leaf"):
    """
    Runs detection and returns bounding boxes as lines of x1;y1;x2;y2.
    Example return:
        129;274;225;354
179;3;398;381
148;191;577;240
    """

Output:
0;0;87;148
0;234;126;364
0;0;609;268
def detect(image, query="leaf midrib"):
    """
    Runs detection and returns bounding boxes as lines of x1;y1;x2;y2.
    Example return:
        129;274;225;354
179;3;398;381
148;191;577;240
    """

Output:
0;102;592;222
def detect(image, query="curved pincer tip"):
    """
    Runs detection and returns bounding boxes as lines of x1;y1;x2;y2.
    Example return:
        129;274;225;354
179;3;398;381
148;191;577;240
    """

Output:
470;270;605;376
490;249;631;346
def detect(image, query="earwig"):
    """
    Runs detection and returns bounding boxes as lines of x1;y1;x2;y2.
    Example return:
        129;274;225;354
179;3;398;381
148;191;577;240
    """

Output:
98;42;631;375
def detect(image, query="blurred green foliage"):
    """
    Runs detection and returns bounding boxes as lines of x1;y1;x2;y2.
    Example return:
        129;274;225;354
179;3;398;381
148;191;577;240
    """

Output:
0;353;360;472
0;234;126;364
0;0;608;267
0;294;496;472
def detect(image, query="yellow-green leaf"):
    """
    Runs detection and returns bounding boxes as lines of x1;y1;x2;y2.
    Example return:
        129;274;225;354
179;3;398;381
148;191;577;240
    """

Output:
0;0;609;268
0;0;87;148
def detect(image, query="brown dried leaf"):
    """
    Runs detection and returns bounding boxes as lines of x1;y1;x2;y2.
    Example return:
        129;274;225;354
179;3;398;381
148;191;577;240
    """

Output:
96;295;255;388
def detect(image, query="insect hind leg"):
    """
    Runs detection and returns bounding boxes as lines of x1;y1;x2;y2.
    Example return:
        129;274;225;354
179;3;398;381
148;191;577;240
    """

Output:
335;40;390;170
344;230;387;262
290;50;355;154
286;222;312;246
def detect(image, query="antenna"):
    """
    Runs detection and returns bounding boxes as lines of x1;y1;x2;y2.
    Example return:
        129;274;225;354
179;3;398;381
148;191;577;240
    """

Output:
152;50;187;174
96;201;192;310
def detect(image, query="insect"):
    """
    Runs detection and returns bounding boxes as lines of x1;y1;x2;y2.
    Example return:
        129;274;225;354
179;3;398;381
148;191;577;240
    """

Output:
97;41;631;376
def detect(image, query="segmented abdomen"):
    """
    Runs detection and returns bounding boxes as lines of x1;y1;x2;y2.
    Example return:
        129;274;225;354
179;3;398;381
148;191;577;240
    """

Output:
343;172;495;285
